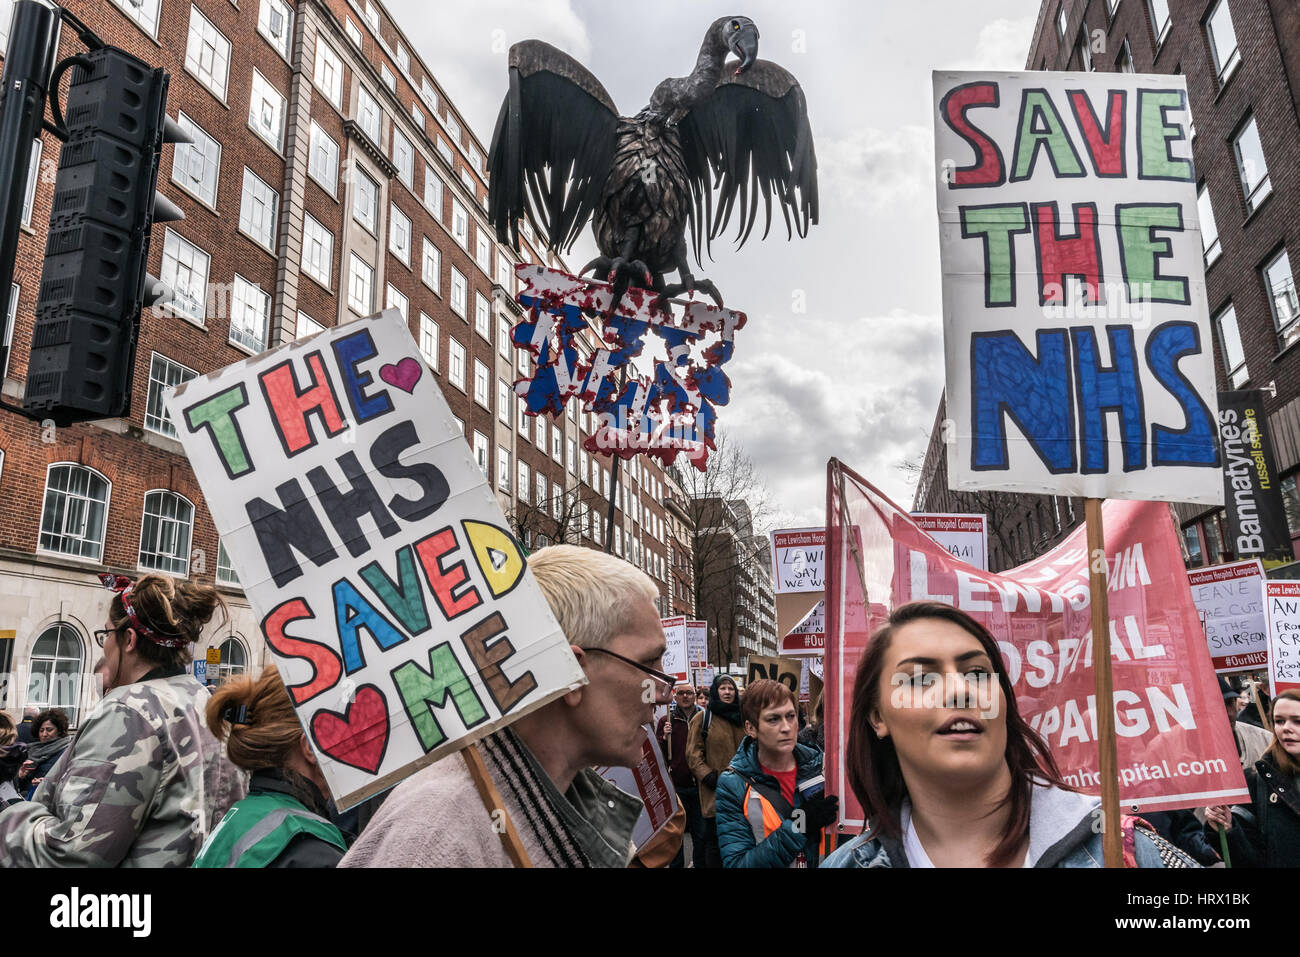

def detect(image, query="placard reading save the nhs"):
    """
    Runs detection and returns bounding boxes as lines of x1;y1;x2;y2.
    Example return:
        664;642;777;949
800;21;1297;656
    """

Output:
167;311;585;809
933;72;1221;504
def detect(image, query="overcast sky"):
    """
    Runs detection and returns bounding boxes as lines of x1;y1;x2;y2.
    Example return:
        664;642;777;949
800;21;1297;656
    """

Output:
388;0;1043;529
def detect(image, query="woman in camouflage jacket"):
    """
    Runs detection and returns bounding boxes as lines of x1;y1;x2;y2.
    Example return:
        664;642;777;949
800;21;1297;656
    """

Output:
0;574;245;867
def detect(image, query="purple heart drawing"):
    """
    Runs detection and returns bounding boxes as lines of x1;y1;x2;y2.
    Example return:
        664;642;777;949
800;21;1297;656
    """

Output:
379;357;422;393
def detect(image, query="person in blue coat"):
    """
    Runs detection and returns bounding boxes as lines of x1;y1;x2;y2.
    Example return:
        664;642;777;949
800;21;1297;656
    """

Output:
715;679;838;868
822;602;1196;868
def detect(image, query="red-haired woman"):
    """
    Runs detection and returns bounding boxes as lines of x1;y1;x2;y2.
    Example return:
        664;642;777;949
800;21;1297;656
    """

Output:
1206;689;1300;867
821;602;1194;868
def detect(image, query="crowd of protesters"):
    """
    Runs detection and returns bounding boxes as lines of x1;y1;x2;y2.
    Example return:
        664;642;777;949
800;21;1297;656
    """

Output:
0;551;1296;869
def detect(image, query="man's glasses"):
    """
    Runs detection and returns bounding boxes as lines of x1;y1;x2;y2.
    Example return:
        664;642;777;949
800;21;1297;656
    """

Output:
584;647;676;690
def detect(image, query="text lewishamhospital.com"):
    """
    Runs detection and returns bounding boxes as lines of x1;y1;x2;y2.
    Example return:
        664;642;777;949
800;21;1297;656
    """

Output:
1063;757;1232;789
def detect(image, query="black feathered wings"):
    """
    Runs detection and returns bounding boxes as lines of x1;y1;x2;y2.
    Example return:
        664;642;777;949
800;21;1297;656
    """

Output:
677;59;818;264
488;40;620;253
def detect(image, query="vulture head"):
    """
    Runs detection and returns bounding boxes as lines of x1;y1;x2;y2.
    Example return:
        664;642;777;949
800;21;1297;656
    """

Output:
711;15;760;75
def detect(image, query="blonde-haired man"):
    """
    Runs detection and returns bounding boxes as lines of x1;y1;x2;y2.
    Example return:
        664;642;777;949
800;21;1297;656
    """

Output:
342;545;673;867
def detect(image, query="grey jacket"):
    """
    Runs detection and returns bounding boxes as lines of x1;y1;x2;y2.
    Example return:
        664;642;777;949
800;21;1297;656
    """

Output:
0;671;245;867
822;784;1197;868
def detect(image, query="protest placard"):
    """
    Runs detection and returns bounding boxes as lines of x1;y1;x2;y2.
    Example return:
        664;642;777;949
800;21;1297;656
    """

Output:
1187;560;1268;673
661;616;688;682
685;620;708;670
779;600;825;656
770;528;825;593
1264;582;1300;696
746;655;802;699
911;513;989;570
595;725;678;850
826;463;1245;829
166;310;586;810
933;72;1221;505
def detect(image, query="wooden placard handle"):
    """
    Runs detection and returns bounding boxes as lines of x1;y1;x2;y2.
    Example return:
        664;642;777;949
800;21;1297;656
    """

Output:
463;742;533;868
1086;498;1123;868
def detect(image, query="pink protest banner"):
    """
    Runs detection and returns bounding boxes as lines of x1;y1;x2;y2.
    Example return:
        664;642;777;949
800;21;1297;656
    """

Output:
595;726;678;848
826;460;1246;831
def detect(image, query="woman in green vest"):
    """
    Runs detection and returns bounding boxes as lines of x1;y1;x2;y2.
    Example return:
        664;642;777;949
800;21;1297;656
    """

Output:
194;667;347;868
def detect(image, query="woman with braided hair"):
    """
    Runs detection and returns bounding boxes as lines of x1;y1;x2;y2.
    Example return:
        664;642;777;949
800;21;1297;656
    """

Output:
0;574;245;867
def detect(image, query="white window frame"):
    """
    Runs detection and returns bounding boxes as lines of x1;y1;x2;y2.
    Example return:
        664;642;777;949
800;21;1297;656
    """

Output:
1214;303;1248;389
1197;183;1221;267
229;275;270;353
216;538;240;585
248;70;286;151
423;165;443;218
381;63;396;92
1206;0;1241;87
497;447;510;492
138;490;195;576
392;128;414;188
111;0;161;36
238;167;279;252
422;237;441;292
386;283;408;322
473;431;489;476
476;229;492;275
144;353;197;439
21;139;39;227
518;462;530;502
474;293;490;340
450;268;467;318
1233;115;1272;215
301;213;333;288
448;338;466;390
308;121;339;197
171;112;221;207
353;166;379;234
314;38;344;109
419;313;438;369
498;316;512;359
357;86;381;145
258;0;293;61
1147;0;1170;46
348;253;375;315
497;379;510;425
389;203;411;265
1264;248;1299;349
160;228;210;326
296;311;324;339
474;359;491;409
186;5;231;101
37;464;110;561
345;18;362;47
451;199;468;248
517;398;529;437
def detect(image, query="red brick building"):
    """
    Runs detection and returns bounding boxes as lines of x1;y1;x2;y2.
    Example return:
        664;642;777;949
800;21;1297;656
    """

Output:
0;0;689;724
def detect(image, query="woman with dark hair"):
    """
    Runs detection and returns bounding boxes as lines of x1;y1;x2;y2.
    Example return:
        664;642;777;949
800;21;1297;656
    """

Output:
1206;689;1300;867
822;602;1193;868
0;574;245;867
15;708;72;799
686;673;748;867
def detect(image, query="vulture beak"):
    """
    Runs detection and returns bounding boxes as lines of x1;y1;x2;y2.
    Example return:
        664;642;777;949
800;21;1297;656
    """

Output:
729;22;759;75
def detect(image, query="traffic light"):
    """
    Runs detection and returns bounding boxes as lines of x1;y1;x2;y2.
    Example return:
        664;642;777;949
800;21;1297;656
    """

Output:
22;45;188;425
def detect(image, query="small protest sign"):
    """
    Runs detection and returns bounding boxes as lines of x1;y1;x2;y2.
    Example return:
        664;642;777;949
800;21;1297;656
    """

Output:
911;513;989;570
166;310;586;809
1264;582;1300;696
746;655;802;698
933;72;1221;505
661;617;688;682
595;725;678;849
770;528;825;593
685;620;708;670
779;600;825;656
1187;560;1268;673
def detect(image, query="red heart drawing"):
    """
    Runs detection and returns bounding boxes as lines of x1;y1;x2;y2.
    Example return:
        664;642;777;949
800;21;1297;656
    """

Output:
310;685;389;774
379;357;422;393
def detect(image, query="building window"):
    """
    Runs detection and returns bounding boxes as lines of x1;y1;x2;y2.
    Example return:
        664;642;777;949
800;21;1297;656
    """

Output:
451;200;468;248
474;293;490;339
2;282;17;380
363;0;379;30
536;415;546;447
437;137;453;165
258;0;292;60
411;104;425;132
381;63;396;92
171;113;220;207
1056;3;1068;38
1264;249;1299;348
1282;476;1300;537
1147;0;1170;45
348;253;374;315
421;77;438;110
1202;513;1224;564
216;636;248;682
1117;38;1134;72
516;398;529;436
249;70;286;151
392;128;414;188
26;625;85;728
474;359;490;408
111;0;161;36
229;276;270;352
144;353;197;438
216;539;240;585
461;168;476;195
518;462;530;502
138;490;194;576
473;431;489;476
496;257;514;295
301;213;333;288
497;447;510;491
567;439;577;474
1197;183;1221;267
469;145;483;173
1214;304;1247;388
1078;30;1092;71
497;379;510;424
296;311;324;339
160;229;210;325
419;313;438;368
345;18;362;47
353;167;378;234
476;229;492;275
422;237;441;292
1232;116;1271;215
552;425;562;462
498;316;512;359
357;86;381;145
186;6;231;101
307;122;339;197
385;283;408;322
389;203;411;265
238;168;278;251
396;43;410;75
38;464;109;560
537;474;547;508
1206;0;1241;87
450;268;467;317
448;338;466;389
424;166;443;217
446;113;461;144
309;39;340;110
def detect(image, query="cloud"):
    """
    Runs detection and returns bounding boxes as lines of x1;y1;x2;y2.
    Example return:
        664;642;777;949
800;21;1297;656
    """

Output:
819;126;934;213
946;15;1040;71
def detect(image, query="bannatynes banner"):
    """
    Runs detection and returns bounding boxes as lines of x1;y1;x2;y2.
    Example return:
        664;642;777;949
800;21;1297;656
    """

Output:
1218;390;1293;568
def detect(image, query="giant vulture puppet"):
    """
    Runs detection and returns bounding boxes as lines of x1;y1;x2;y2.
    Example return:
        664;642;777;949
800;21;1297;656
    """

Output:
488;15;818;313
